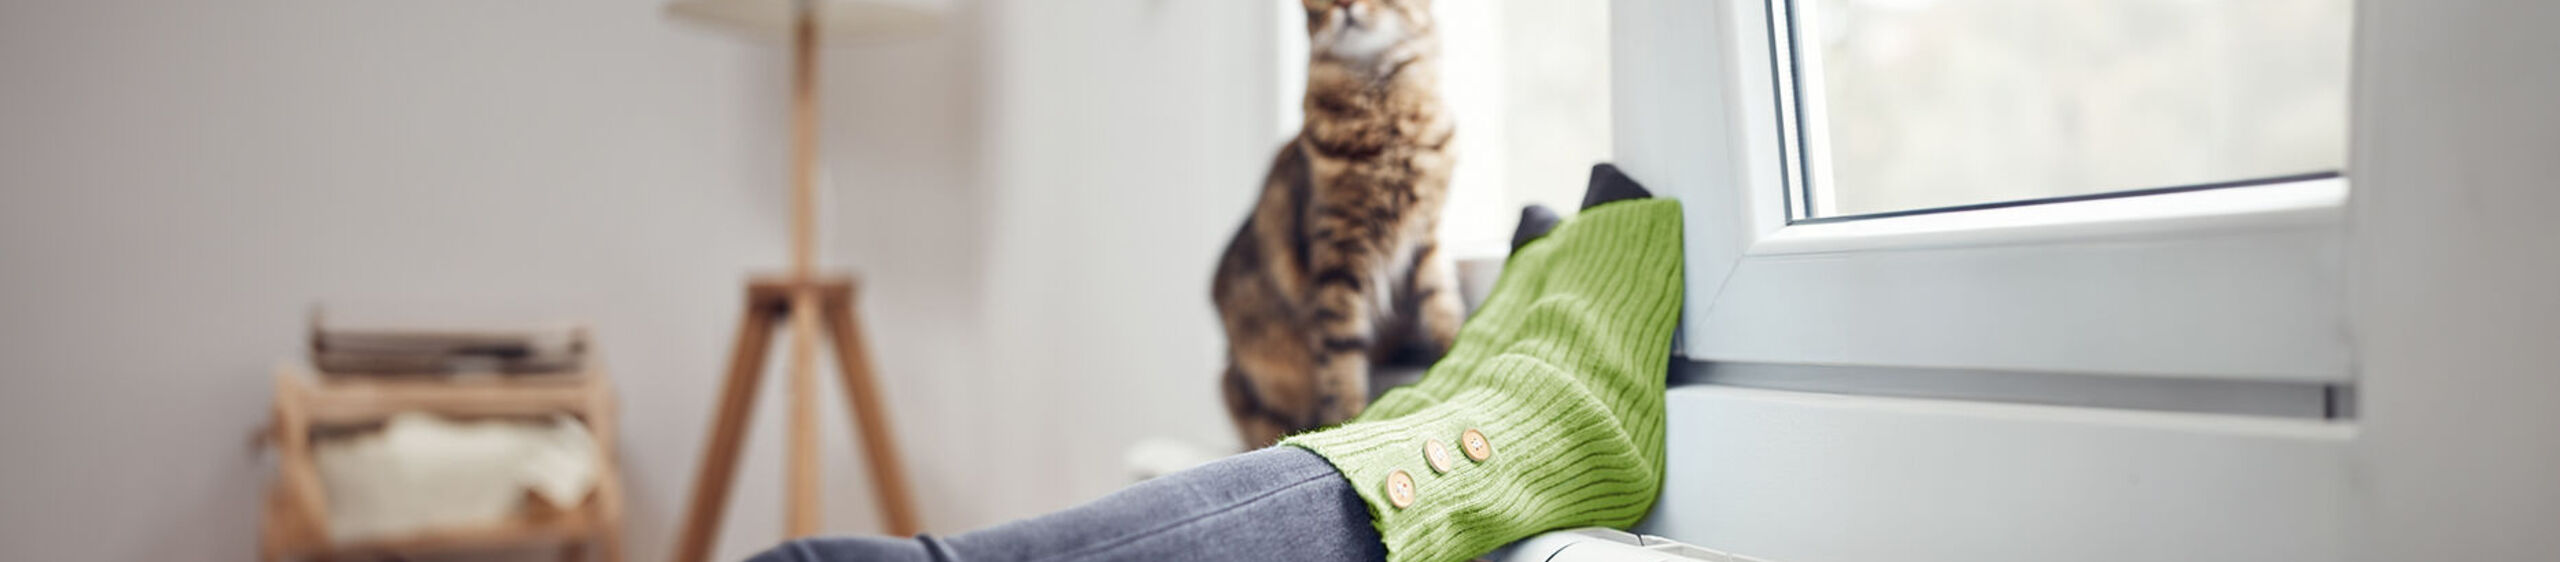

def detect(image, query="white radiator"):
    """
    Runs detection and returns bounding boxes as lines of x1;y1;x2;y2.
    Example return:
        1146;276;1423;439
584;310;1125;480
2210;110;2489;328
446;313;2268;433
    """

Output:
1496;528;1768;562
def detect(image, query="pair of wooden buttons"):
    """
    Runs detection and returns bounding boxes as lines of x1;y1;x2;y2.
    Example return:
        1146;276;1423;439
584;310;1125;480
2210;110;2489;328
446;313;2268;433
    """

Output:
1388;428;1494;509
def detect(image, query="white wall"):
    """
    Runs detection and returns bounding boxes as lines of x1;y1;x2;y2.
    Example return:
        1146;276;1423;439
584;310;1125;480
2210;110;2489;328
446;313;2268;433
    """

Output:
0;2;779;560
2348;0;2560;559
0;0;1278;560
971;0;1281;515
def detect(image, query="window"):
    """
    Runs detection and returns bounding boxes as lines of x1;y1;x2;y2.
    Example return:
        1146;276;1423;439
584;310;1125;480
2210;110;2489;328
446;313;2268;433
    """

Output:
1613;0;2354;381
1618;0;2366;555
1778;0;2354;220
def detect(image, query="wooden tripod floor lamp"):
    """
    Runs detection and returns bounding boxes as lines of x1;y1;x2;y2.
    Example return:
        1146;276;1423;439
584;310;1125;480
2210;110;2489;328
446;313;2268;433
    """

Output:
662;1;941;561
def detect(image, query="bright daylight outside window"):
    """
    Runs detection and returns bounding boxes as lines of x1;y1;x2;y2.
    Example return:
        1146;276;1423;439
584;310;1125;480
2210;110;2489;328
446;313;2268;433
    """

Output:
1781;0;2352;219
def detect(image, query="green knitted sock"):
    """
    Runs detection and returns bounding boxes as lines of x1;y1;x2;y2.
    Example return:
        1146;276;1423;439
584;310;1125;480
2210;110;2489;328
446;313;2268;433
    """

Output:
1283;199;1683;562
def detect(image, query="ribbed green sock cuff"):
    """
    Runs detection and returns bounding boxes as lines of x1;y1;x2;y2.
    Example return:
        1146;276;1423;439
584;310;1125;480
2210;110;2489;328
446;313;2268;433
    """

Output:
1287;354;1662;562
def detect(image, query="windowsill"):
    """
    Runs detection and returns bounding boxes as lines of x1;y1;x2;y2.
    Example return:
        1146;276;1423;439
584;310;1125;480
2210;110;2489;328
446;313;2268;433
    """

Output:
1751;176;2348;256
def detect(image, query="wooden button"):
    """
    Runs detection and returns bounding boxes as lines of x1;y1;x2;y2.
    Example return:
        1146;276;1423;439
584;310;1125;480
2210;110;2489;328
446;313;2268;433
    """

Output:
1423;439;1456;474
1384;470;1417;509
1460;428;1493;462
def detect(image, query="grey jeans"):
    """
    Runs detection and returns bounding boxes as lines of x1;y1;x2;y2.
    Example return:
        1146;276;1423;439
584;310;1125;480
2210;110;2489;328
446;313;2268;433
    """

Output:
748;447;1386;562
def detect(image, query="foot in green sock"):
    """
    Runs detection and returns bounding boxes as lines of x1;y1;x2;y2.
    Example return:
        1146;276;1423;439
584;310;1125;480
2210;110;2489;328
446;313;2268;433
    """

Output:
1283;195;1683;562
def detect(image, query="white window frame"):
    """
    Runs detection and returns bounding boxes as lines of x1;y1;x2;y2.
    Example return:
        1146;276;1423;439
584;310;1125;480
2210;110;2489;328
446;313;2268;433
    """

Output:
1615;0;2350;382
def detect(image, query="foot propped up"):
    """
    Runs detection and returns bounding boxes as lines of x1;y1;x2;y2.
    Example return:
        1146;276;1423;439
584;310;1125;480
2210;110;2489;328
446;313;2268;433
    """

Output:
1287;186;1683;562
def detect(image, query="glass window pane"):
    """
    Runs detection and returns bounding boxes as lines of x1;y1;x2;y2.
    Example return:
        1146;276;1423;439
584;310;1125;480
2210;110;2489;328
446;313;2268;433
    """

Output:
1796;0;2352;218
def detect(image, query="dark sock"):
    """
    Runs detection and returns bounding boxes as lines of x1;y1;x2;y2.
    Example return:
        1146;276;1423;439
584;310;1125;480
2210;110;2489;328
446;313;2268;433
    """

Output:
1517;164;1652;254
1579;164;1654;210
1510;205;1561;252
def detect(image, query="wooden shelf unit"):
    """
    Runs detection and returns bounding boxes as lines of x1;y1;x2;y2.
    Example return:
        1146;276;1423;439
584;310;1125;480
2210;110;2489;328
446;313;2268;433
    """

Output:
260;366;626;562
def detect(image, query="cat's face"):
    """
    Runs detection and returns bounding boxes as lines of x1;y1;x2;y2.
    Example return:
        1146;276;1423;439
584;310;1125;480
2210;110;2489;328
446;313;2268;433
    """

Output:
1303;0;1433;65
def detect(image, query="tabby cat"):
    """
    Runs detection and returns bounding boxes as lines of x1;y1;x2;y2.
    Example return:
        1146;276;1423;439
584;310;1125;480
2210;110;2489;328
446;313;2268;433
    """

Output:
1214;0;1458;448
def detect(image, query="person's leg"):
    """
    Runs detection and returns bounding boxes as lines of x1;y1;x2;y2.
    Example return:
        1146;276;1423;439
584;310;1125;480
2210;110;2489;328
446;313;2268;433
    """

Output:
747;447;1383;562
757;166;1678;562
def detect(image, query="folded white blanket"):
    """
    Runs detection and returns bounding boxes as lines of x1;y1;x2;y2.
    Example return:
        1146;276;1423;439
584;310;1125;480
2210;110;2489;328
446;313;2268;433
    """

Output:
312;412;598;543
